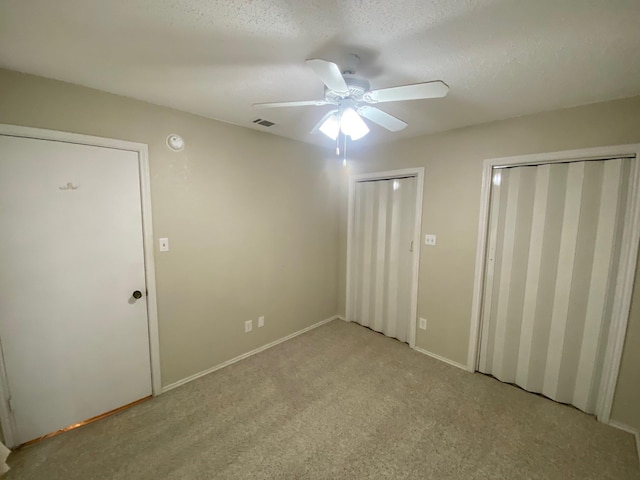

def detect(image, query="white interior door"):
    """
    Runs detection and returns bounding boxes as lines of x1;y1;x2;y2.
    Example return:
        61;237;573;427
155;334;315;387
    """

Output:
0;135;152;446
478;158;631;413
348;176;417;343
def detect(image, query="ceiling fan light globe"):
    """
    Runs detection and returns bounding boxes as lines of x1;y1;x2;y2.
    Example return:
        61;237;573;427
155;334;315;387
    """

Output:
340;108;369;140
319;113;340;140
349;129;369;141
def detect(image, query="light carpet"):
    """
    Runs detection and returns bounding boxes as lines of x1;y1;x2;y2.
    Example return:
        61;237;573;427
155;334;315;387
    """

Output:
5;319;639;479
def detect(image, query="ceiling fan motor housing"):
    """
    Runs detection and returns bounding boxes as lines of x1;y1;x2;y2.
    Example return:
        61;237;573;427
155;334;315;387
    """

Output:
325;76;371;104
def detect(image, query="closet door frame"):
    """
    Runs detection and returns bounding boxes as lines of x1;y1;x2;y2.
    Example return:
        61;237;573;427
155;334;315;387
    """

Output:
467;143;640;423
346;168;424;348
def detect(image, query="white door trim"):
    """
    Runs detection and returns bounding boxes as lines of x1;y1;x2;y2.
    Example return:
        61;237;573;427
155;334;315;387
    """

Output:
467;143;640;423
346;167;424;348
0;124;162;447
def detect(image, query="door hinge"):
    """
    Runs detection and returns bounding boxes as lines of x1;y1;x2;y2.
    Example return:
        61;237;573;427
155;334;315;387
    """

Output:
410;240;414;252
8;397;14;412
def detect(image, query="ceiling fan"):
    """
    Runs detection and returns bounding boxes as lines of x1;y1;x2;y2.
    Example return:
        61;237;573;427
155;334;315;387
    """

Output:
252;54;449;141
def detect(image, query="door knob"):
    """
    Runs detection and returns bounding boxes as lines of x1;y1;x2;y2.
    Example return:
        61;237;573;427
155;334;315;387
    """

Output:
132;290;143;299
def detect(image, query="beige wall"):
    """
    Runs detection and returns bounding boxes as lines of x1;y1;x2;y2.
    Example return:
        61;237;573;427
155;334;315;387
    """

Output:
0;68;341;386
341;96;640;432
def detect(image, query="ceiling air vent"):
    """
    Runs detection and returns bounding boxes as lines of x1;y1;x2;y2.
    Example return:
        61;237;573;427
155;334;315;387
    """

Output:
252;118;276;127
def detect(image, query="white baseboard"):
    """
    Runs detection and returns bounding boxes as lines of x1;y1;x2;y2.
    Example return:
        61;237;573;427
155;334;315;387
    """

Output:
337;315;347;322
162;315;338;393
608;420;640;466
413;346;468;371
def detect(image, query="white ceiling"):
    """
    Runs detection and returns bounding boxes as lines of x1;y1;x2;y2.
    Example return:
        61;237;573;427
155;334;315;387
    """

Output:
1;0;640;148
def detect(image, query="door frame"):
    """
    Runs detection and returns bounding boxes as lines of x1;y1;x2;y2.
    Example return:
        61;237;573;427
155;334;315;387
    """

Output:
467;143;640;423
346;168;424;348
0;124;162;447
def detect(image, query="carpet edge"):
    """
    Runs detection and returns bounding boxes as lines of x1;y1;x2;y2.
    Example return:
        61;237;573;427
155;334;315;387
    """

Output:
413;346;468;371
609;420;640;467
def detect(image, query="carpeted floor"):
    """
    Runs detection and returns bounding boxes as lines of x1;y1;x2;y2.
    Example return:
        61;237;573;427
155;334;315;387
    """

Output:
5;319;639;479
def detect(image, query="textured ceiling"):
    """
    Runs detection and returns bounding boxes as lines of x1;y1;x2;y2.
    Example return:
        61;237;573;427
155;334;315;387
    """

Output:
1;0;640;148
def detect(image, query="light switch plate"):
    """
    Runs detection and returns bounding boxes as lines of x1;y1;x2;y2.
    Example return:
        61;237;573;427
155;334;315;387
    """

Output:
258;316;265;327
159;237;169;252
244;320;253;333
424;234;437;246
419;317;427;330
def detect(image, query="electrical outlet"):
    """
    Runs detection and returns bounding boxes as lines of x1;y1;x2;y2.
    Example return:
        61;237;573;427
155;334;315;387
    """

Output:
424;234;437;246
244;320;253;333
258;316;265;327
419;317;427;330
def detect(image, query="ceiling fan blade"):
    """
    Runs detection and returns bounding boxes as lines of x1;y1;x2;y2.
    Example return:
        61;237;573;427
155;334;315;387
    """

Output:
367;80;449;103
357;106;407;132
306;59;349;94
253;100;328;108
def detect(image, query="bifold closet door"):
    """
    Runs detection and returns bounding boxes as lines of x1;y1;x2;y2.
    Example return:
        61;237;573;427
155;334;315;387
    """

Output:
349;177;416;343
479;158;631;414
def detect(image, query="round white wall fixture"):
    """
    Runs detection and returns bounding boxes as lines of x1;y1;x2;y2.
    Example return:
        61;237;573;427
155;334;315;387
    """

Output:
166;134;184;152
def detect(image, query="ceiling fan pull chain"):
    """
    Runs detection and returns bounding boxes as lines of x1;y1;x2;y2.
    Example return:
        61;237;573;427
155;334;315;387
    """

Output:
343;134;348;166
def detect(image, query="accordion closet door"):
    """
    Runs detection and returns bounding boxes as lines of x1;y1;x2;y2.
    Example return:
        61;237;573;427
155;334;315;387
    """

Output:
479;158;631;414
348;176;417;344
